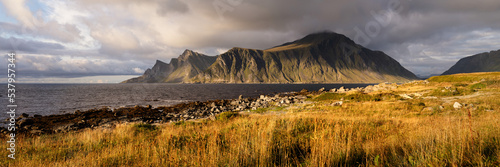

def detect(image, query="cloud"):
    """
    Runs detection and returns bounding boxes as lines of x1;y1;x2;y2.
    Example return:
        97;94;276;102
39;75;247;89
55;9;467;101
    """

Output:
0;0;37;29
0;36;64;52
6;54;151;78
1;0;500;80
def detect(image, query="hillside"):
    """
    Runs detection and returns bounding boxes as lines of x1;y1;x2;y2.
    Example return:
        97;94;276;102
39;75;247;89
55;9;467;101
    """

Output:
442;49;500;75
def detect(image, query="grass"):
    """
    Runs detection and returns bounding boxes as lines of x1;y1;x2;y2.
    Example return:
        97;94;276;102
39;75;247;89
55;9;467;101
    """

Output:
1;72;499;166
427;72;500;83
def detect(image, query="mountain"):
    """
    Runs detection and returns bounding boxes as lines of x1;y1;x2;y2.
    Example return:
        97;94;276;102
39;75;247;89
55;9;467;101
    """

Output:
122;50;217;83
442;49;500;75
123;31;418;83
190;32;417;83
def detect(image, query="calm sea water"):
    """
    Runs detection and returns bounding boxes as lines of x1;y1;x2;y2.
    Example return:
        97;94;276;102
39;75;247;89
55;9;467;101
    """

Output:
1;83;369;125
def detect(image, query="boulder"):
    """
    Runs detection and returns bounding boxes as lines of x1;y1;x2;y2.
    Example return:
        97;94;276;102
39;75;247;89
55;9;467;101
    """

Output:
453;102;462;109
399;94;413;99
337;87;346;93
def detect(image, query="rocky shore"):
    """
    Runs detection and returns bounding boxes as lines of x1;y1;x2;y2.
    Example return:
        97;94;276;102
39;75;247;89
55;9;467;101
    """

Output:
1;90;313;136
1;83;403;136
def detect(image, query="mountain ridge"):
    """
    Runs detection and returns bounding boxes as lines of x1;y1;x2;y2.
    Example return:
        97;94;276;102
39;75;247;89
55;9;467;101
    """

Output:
123;32;418;83
442;49;500;75
122;49;217;83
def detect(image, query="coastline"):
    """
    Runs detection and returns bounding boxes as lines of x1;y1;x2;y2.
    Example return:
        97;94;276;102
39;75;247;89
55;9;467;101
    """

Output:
0;83;395;136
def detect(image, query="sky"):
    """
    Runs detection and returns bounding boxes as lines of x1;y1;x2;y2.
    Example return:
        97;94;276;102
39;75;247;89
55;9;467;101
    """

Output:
1;0;500;83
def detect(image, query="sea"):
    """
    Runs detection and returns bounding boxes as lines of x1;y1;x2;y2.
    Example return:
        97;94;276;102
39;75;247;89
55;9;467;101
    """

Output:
1;83;370;126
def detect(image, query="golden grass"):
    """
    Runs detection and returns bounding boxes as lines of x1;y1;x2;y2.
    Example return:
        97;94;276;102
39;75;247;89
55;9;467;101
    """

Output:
1;72;500;166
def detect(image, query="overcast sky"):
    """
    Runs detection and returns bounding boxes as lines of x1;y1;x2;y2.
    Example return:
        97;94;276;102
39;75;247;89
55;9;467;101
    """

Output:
1;0;500;83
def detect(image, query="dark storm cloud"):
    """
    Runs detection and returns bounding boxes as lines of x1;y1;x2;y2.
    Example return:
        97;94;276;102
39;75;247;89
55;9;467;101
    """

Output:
156;0;189;16
0;36;64;52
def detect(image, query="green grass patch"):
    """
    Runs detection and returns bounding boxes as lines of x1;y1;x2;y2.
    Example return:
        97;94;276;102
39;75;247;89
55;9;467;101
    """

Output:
133;123;157;132
217;112;240;121
252;107;268;113
427;72;500;83
469;82;486;90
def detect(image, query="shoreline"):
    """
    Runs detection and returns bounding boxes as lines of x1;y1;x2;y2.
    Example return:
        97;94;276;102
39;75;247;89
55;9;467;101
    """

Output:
0;83;397;136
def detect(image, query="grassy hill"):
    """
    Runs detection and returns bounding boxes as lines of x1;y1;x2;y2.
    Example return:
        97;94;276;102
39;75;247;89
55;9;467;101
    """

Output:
442;50;500;75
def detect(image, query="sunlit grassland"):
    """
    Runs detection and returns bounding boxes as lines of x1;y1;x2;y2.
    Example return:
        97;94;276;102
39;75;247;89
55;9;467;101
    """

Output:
1;72;499;166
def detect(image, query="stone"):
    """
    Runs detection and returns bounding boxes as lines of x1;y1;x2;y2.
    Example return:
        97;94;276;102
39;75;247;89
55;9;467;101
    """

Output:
363;85;374;93
332;101;343;106
329;88;337;93
337;87;346;93
318;87;325;92
18;119;34;126
18;113;29;119
238;95;243;100
453;102;462;109
423;107;434;112
399;94;413;99
300;89;308;93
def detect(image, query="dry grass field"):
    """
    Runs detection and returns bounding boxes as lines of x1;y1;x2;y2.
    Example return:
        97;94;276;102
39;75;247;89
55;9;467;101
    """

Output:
2;72;499;166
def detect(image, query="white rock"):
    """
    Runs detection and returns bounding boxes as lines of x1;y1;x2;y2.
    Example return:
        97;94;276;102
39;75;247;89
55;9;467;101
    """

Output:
453;102;462;109
399;94;413;99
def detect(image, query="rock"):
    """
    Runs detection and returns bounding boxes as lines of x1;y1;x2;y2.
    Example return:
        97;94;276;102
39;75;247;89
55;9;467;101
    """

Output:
363;85;374;93
209;115;216;121
399;94;413;99
230;100;240;106
337;87;346;93
318;87;325;92
453;102;462;109
296;95;307;100
238;95;243;100
18;119;34;126
300;89;308;93
423;107;434;112
260;95;265;99
18;113;29;119
332;101;343;106
329;88;337;93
